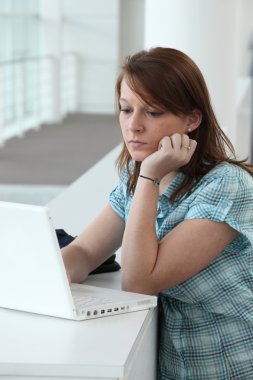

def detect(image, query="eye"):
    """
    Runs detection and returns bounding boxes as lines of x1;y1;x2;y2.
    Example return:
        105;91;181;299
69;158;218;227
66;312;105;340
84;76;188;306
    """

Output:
120;107;132;114
147;111;163;117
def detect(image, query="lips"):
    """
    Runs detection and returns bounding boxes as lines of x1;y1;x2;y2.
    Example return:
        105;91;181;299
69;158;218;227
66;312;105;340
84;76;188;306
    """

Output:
128;140;146;148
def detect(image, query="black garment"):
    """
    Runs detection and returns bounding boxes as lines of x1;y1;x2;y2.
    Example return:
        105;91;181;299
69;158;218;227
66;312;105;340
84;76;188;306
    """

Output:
55;229;121;275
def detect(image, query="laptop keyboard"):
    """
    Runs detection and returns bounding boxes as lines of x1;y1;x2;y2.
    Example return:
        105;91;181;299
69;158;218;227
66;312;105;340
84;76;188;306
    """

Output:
73;293;114;308
70;283;129;318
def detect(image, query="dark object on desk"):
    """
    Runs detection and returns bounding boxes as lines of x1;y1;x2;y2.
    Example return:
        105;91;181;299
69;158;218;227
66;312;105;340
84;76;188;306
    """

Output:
55;229;121;275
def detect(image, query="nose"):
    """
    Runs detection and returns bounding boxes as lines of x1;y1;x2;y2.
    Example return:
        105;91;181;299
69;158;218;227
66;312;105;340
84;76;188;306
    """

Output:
128;111;144;133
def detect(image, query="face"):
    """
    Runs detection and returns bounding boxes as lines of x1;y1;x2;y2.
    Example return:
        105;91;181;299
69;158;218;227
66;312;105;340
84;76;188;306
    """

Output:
119;78;190;162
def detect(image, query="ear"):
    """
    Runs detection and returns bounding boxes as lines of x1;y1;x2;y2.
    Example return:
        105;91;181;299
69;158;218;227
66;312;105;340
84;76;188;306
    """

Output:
185;109;202;133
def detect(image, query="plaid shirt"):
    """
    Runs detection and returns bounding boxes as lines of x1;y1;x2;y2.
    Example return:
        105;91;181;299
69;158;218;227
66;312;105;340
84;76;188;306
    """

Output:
110;162;253;379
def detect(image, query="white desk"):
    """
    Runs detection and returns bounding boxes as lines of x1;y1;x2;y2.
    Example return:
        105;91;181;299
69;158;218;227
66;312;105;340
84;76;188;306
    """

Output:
48;146;121;236
0;271;157;380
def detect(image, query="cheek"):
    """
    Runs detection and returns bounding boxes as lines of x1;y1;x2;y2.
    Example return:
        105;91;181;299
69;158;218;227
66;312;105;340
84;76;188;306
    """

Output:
152;126;170;142
156;123;182;139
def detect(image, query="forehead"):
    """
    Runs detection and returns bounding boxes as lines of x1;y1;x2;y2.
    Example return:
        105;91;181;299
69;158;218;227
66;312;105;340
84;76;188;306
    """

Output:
119;78;167;113
120;78;133;97
120;78;149;105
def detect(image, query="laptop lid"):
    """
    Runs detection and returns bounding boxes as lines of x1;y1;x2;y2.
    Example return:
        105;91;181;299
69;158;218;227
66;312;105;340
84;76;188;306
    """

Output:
0;201;76;319
0;201;157;320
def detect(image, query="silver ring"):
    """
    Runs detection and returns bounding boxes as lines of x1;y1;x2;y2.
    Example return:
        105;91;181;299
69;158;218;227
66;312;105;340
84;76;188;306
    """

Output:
183;145;191;150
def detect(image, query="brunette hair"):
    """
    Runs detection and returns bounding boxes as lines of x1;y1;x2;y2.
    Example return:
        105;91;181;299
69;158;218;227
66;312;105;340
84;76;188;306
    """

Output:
115;47;253;201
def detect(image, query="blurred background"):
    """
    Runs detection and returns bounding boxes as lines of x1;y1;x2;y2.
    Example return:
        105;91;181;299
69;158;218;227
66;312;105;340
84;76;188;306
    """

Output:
0;0;252;205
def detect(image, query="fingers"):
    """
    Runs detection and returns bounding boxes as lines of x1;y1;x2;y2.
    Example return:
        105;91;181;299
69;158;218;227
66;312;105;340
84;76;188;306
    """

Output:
160;134;188;150
170;133;193;151
188;139;197;152
142;133;197;179
181;134;190;150
161;133;197;158
158;135;173;151
170;133;182;149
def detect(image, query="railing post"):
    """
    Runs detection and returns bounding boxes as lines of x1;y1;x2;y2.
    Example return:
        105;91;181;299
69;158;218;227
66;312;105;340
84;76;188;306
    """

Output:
15;62;25;137
71;53;80;112
61;53;80;114
0;68;4;147
50;56;62;123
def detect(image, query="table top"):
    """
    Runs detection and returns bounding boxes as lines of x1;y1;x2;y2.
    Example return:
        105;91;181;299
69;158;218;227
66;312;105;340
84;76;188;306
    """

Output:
0;272;155;378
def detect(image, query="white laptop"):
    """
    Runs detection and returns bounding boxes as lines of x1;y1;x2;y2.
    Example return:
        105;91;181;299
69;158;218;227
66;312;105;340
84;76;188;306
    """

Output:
0;201;157;320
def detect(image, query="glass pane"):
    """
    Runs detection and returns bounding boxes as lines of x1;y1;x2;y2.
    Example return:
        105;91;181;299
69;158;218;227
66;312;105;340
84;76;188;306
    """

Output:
12;0;39;13
0;0;40;129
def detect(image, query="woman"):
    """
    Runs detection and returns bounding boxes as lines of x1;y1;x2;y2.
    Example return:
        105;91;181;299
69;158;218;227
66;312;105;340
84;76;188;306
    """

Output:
62;47;253;379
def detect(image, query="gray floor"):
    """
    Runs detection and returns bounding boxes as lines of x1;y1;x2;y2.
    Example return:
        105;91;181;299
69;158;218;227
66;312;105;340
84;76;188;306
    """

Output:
0;113;121;203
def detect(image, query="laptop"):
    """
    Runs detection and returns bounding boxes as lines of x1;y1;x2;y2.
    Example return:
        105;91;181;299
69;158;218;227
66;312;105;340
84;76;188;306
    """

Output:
0;201;157;320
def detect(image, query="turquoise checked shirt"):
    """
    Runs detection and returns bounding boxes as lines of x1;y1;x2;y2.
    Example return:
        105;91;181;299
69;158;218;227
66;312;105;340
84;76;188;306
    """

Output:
109;162;253;379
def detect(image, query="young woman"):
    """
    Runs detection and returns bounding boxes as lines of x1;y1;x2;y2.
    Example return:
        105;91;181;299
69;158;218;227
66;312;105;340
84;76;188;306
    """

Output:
62;47;253;379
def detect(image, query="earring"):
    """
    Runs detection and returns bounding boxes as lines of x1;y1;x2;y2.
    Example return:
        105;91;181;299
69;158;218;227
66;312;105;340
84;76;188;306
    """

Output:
188;128;192;132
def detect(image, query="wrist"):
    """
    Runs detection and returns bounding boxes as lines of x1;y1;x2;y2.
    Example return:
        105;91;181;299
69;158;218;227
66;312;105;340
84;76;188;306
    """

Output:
139;174;160;187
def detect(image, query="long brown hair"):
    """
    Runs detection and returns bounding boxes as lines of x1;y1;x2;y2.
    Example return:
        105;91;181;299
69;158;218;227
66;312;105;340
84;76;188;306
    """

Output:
115;47;253;201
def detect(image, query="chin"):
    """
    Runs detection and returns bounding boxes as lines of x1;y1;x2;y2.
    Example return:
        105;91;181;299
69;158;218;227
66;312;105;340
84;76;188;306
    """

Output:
130;152;149;162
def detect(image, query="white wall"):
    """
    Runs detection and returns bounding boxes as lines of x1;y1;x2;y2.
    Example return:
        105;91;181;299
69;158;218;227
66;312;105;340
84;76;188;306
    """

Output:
142;0;253;160
144;0;238;146
235;0;253;161
236;0;253;77
119;0;145;61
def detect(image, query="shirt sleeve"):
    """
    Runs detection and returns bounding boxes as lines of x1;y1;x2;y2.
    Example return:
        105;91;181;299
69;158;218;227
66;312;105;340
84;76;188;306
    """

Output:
109;180;127;221
161;168;253;311
185;171;253;239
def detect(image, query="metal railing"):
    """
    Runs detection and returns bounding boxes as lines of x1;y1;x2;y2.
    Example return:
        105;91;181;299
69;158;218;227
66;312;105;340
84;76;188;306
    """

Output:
0;52;80;146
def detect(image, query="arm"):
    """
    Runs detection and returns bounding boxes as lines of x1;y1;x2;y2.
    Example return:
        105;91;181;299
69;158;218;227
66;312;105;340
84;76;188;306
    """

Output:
121;188;238;295
121;134;239;294
62;203;125;283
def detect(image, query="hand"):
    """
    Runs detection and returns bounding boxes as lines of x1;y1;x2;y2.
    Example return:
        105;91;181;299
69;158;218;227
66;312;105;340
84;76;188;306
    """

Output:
140;133;197;180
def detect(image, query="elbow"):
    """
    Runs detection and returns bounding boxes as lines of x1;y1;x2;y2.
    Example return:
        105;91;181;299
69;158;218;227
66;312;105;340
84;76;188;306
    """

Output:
121;273;156;295
122;280;138;294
